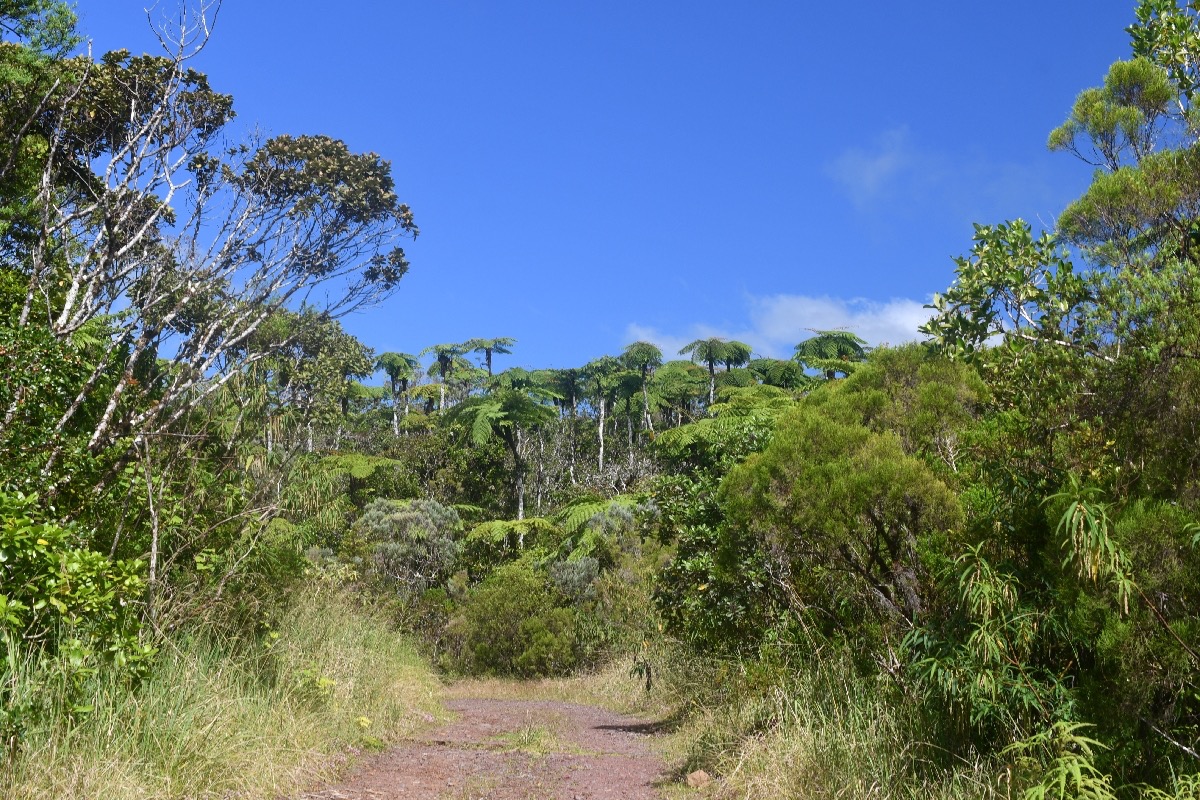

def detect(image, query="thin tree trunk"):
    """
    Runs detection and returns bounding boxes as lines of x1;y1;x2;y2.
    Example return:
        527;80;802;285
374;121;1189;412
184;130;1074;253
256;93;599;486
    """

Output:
516;470;525;521
627;413;634;466
642;381;654;432
516;428;526;521
535;432;545;514
568;400;577;484
142;442;160;626
597;397;606;472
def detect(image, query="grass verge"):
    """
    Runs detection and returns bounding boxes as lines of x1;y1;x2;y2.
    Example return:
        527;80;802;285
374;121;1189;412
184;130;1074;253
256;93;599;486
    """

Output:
1;583;442;800
451;644;1004;798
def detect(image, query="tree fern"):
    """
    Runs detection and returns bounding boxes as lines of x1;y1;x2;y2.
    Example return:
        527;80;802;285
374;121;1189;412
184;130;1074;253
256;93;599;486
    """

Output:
793;329;869;380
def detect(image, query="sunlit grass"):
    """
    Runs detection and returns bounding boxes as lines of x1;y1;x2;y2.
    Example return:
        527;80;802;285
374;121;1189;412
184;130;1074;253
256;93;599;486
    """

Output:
1;585;442;800
493;719;564;755
659;652;1000;800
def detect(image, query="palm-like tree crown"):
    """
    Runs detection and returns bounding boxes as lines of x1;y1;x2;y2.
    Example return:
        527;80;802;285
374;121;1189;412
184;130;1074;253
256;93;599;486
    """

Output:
679;337;753;404
375;351;419;390
464;337;517;375
793;330;869;379
622;341;663;377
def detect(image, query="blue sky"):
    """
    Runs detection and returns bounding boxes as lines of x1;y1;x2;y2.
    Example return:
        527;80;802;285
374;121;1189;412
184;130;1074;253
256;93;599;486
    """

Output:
76;1;1134;372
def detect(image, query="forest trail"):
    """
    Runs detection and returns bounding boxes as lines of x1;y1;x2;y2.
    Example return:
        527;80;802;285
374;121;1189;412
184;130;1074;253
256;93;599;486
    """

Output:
299;683;673;800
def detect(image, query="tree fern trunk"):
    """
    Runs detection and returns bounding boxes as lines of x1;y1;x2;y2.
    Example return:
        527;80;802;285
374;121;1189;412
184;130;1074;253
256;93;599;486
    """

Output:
598;397;606;472
516;428;526;521
627;413;634;466
642;382;654;432
535;432;545;514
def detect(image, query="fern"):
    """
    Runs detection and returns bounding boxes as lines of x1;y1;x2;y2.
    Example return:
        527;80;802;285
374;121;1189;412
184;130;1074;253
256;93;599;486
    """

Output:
553;496;635;537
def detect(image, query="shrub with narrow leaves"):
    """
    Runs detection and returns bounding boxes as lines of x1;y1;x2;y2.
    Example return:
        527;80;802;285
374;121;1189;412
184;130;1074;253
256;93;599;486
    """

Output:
350;498;461;596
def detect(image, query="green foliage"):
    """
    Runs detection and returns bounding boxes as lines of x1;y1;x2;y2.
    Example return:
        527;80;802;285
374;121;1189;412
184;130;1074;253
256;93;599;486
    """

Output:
622;341;663;375
0;321;93;493
647;468;781;653
1129;0;1200;104
748;356;813;390
905;544;1066;743
551;496;637;567
372;423;508;514
650;359;708;422
915;56;1200;772
1004;722;1118;800
0;491;151;752
0;1;77;55
448;562;577;676
316;453;413;509
456;515;554;578
722;403;961;634
1048;58;1172;169
463;336;516;375
0;492;148;664
679;337;754;404
548;556;600;604
921;220;1088;360
653;383;796;470
1048;477;1134;612
349;498;462;598
792;329;869;379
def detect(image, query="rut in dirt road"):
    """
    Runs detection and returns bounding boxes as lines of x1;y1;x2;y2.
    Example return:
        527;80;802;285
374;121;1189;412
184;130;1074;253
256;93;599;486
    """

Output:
300;697;672;799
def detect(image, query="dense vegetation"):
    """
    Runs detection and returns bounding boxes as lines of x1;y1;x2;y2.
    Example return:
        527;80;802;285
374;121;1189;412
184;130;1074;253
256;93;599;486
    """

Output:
4;1;1200;798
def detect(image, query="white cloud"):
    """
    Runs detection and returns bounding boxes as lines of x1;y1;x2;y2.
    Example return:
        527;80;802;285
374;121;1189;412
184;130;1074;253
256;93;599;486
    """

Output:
825;127;1055;222
825;127;912;208
624;293;931;360
623;324;696;360
750;294;931;351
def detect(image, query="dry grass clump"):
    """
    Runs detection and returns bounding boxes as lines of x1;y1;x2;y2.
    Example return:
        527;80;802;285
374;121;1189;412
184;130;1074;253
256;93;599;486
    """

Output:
2;585;442;800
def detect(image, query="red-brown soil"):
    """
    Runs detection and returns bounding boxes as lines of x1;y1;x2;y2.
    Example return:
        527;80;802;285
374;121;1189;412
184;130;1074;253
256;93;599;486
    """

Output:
298;694;670;799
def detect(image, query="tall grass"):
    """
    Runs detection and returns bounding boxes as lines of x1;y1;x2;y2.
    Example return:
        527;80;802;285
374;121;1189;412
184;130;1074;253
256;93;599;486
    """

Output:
1;584;442;800
646;646;1000;800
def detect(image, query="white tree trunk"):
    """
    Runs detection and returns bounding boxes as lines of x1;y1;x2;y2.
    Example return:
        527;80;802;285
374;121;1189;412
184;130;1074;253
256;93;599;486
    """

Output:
516;429;526;520
597;397;606;472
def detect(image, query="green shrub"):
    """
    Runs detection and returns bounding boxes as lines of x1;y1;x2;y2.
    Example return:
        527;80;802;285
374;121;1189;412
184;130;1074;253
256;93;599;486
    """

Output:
548;556;599;603
448;562;576;676
348;498;462;597
0;491;151;752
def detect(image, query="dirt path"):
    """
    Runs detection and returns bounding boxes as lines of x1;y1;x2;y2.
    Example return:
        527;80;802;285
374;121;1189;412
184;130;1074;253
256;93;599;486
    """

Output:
300;691;672;799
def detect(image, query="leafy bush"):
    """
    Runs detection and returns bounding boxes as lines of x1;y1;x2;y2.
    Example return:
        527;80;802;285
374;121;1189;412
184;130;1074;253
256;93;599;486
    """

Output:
721;404;962;641
549;556;599;604
448;561;577;676
0;493;148;663
0;491;151;752
348;498;462;597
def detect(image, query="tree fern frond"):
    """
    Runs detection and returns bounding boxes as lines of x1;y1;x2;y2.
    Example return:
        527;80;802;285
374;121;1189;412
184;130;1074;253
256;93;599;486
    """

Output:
554;496;636;536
